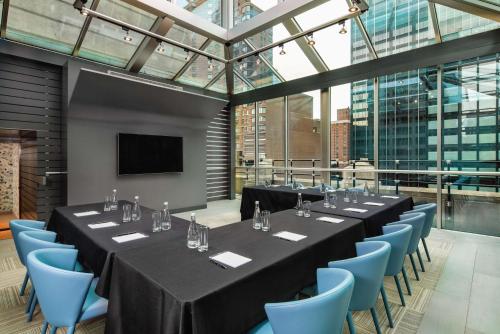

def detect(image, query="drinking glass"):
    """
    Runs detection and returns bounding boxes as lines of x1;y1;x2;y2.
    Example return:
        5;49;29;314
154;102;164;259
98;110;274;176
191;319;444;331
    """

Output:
198;225;208;252
152;211;161;232
264;179;271;188
343;190;350;203
329;193;337;209
303;201;311;217
122;204;132;223
352;191;358;204
261;210;271;231
103;196;111;212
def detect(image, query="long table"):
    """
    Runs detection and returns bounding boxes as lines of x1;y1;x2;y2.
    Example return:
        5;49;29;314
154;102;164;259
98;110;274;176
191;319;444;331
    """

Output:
105;209;365;334
47;201;190;296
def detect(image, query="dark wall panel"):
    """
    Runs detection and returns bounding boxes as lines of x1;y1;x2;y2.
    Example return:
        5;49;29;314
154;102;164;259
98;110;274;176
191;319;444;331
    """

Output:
0;54;64;221
206;108;230;201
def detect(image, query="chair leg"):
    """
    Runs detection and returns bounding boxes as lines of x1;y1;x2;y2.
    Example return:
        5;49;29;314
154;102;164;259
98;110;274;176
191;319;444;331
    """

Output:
41;321;48;334
19;272;29;296
49;326;57;334
409;253;420;281
394;274;406;306
416;248;426;272
67;326;76;334
25;288;34;313
402;267;412;295
27;294;37;322
346;311;356;334
422;238;431;262
370;307;382;334
380;285;394;328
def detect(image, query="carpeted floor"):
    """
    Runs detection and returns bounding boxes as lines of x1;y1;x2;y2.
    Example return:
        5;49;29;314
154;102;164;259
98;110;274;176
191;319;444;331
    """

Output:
0;213;15;240
0;228;452;334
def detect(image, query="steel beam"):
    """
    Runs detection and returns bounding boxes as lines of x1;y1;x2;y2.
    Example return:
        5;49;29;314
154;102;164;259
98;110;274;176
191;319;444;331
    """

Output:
204;67;225;89
224;43;234;95
346;0;378;59
126;16;175;72
244;38;285;82
282;18;329;72
429;0;500;22
172;38;211;81
231;28;500;105
72;0;100;56
428;2;443;43
234;69;255;90
0;0;10;38
122;0;228;42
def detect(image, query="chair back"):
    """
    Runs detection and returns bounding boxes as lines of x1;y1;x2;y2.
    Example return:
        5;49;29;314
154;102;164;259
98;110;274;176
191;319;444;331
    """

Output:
265;268;354;334
408;203;437;238
391;212;425;253
26;249;93;328
18;230;74;268
365;224;412;276
328;241;391;311
9;220;46;265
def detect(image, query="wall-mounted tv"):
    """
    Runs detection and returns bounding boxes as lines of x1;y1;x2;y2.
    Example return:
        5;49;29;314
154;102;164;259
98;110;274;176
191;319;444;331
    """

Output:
118;133;183;175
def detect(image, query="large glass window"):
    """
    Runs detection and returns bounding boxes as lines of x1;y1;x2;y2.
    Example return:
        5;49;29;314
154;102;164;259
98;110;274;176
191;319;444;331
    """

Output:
233;0;280;26
171;0;222;26
351;79;375;161
235;103;256;194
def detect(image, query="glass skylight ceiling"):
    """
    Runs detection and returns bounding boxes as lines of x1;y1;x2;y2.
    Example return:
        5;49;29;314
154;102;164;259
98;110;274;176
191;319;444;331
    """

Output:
0;0;497;94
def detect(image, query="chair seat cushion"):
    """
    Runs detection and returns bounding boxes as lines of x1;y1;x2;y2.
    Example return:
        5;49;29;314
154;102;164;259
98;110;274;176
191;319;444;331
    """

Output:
80;278;108;321
248;321;273;334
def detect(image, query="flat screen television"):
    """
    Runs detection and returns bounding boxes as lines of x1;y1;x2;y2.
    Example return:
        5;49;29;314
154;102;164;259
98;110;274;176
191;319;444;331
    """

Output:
118;133;183;175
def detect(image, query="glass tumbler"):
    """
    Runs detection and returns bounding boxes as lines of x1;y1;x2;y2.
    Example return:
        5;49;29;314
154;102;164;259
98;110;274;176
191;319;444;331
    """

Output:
152;211;161;232
352;191;358;204
104;196;111;212
198;225;208;252
122;204;132;223
303;201;311;217
329;193;337;209
261;210;271;232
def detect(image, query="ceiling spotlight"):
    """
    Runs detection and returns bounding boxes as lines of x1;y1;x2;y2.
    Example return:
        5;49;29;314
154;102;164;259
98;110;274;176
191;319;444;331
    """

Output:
123;29;132;42
307;33;315;46
239;63;244;71
339;21;347;35
255;53;261;65
156;42;165;54
348;4;359;12
208;58;214;71
80;7;89;16
279;44;286;55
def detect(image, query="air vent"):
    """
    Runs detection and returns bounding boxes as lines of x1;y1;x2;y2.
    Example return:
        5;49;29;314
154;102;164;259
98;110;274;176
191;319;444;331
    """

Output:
106;71;183;91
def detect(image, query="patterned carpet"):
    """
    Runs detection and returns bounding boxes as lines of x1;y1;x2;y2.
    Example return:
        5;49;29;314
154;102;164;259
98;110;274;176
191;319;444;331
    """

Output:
0;234;452;334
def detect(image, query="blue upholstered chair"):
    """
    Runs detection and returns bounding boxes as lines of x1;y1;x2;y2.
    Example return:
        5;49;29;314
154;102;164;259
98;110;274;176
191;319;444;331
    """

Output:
18;230;76;322
406;203;437;262
313;184;333;192
329;241;391;334
9;219;46;296
387;212;425;285
26;248;108;334
249;268;354;334
364;224;413;328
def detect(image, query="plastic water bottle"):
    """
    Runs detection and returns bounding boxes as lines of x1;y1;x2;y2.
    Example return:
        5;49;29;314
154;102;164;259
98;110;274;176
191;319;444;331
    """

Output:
110;189;118;210
363;182;370;196
252;201;261;230
161;202;171;231
131;196;142;222
296;193;304;216
187;213;200;249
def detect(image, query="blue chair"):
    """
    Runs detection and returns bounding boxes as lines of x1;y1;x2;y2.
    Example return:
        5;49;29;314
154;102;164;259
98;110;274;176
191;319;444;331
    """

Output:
329;241;391;334
26;248;108;334
9;219;46;296
348;188;364;193
406;203;437;262
388;212;425;284
249;268;354;334
18;230;77;322
365;224;413;328
313;184;333;192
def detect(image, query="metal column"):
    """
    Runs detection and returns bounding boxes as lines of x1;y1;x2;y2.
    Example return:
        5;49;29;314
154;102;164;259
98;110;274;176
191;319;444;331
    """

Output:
284;96;289;184
320;88;331;184
374;77;380;192
436;66;443;229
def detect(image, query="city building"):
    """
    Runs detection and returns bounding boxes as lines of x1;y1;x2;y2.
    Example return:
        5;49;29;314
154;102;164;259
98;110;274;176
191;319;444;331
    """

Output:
331;107;351;165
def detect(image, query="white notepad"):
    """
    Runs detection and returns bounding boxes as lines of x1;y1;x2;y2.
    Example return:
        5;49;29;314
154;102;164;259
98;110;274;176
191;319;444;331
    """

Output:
112;232;148;243
273;231;307;242
344;208;368;213
74;211;100;217
316;217;344;224
210;251;252;268
381;195;399;199
88;222;118;229
363;202;385;206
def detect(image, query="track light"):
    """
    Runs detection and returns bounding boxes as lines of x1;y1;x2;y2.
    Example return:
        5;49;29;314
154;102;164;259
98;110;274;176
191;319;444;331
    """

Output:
208;58;214;71
348;4;359;12
279;44;286;55
80;7;89;16
307;33;315;46
156;42;165;54
339;21;347;35
184;49;190;61
123;28;132;42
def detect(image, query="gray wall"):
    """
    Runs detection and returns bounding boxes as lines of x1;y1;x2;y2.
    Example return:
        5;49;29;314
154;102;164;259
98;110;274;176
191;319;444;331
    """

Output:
68;103;207;211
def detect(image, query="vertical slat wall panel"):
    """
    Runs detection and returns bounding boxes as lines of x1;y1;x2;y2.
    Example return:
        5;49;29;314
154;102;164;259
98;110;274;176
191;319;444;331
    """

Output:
0;54;64;221
206;108;230;201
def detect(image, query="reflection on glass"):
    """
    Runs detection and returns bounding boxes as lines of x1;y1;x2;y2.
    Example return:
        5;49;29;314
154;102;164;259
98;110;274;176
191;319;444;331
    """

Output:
233;0;280;26
170;0;222;26
234;75;252;94
6;0;89;54
79;0;156;67
141;44;189;79
208;73;227;93
351;79;375;161
177;41;225;88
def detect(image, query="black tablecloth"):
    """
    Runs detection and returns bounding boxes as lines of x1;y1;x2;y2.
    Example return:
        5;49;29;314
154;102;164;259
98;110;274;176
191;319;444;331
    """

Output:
105;209;365;334
47;201;189;296
240;185;324;220
309;194;413;237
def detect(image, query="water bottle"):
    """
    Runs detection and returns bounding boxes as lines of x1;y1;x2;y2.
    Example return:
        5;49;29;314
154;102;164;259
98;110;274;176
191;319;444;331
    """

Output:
252;201;261;230
131;195;142;222
296;193;304;216
161;201;172;231
187;213;200;249
110;189;118;210
323;190;330;208
363;182;370;196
